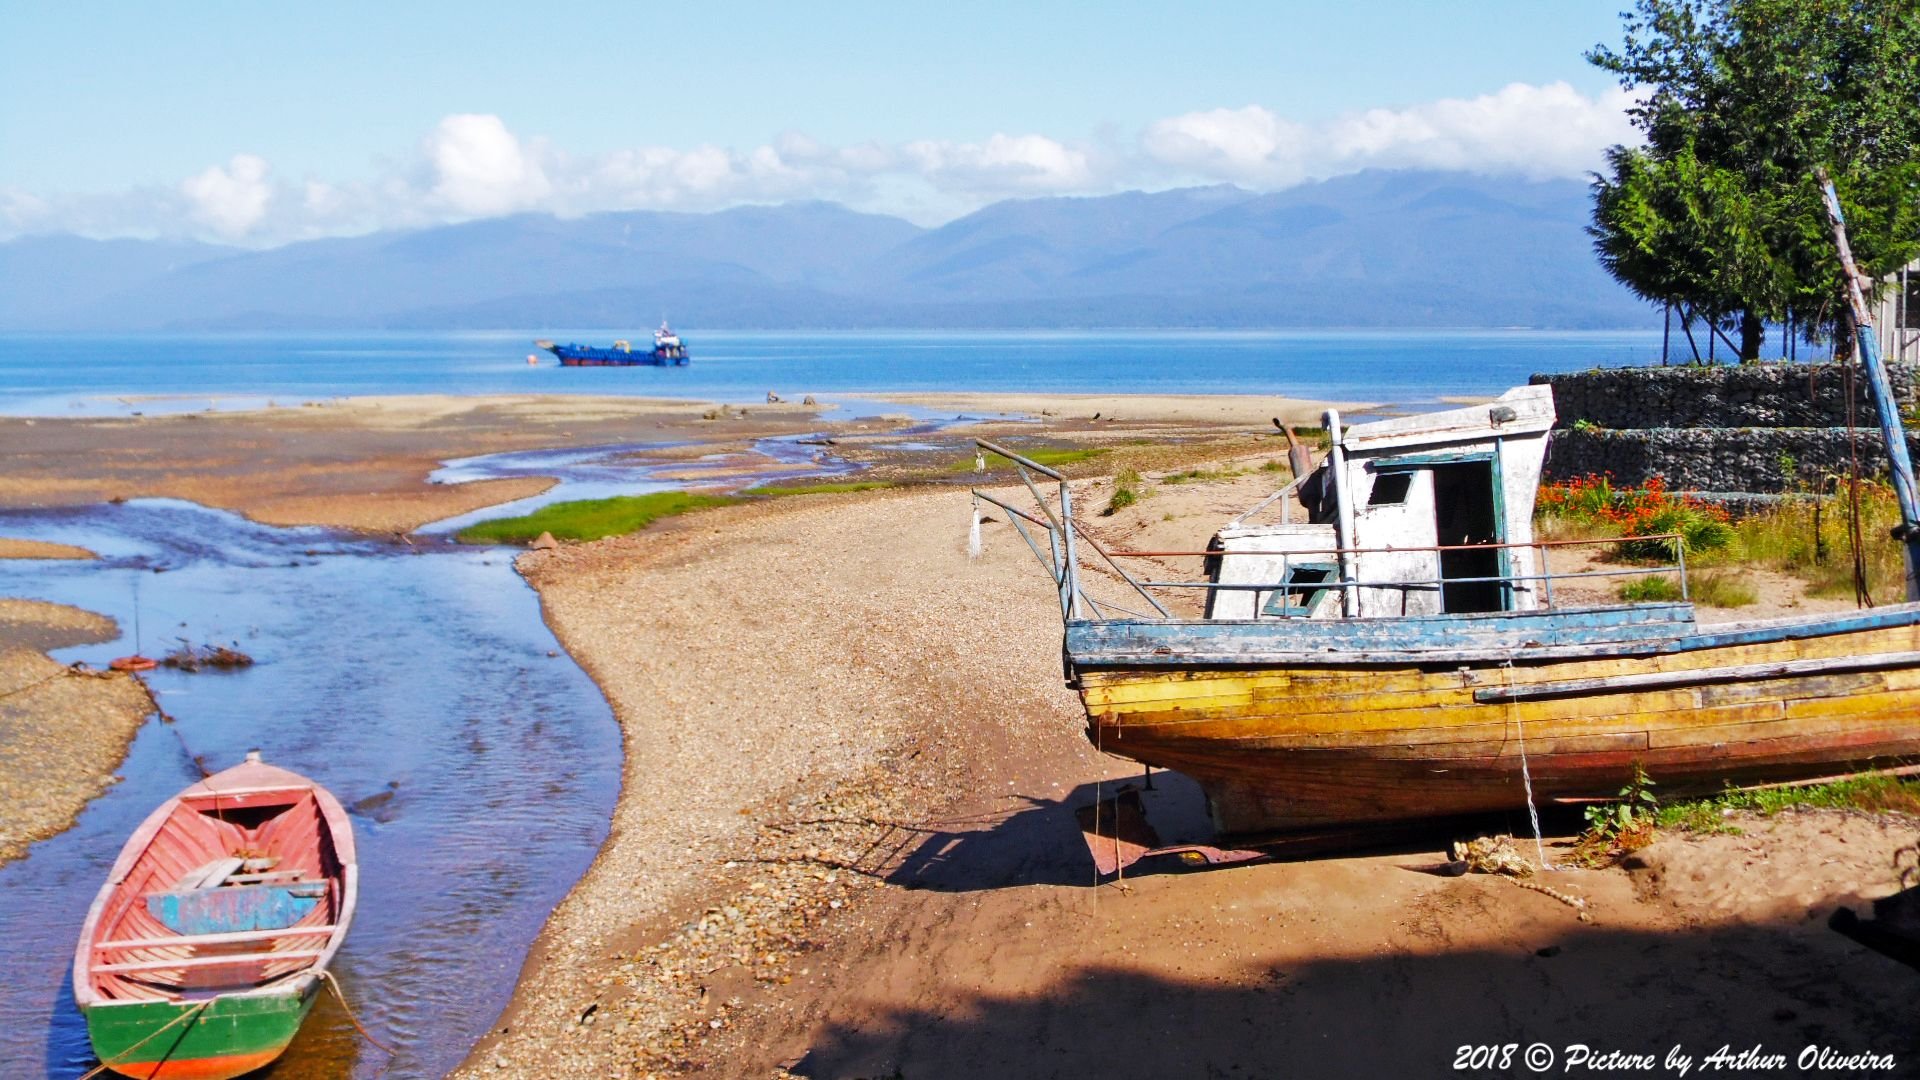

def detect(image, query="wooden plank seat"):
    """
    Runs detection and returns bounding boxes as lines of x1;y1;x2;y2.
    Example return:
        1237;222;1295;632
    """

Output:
97;925;337;951
92;949;325;974
172;857;245;891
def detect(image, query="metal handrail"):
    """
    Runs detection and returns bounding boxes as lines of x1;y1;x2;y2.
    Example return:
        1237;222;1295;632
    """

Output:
968;439;1695;624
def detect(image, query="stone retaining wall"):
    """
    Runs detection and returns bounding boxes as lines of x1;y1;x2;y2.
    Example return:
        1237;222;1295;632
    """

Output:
1543;427;1920;493
1533;363;1918;494
1530;364;1915;429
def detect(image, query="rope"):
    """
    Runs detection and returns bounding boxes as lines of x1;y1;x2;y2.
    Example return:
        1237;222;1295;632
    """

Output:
76;999;213;1080
1843;356;1873;607
1503;662;1552;872
319;970;397;1057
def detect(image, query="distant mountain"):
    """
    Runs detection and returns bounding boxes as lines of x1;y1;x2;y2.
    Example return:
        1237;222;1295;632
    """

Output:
0;172;1654;330
0;236;236;327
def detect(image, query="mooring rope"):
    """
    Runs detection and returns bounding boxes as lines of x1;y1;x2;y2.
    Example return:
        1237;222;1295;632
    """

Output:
319;970;397;1057
1503;661;1552;872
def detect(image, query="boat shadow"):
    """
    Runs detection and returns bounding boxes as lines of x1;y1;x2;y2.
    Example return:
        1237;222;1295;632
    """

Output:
884;771;1562;892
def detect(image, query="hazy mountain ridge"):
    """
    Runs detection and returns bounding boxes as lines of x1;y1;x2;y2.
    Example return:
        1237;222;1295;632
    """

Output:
0;171;1653;330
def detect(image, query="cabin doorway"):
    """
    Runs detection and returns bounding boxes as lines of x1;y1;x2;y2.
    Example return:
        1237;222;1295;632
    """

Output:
1432;461;1503;613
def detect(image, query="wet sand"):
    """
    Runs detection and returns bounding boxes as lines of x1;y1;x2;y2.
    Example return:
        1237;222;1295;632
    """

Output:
0;538;96;560
0;394;835;533
0;600;153;866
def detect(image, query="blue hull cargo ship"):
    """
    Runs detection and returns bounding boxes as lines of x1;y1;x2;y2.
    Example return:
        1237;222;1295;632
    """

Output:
538;322;690;366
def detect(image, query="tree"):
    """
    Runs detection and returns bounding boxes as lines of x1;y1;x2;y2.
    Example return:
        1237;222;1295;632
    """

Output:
1588;0;1920;361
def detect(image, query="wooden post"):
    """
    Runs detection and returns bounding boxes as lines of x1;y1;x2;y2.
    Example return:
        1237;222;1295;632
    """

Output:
1819;168;1920;601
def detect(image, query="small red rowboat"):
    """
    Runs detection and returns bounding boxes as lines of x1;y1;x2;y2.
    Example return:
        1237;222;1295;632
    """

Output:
73;752;358;1079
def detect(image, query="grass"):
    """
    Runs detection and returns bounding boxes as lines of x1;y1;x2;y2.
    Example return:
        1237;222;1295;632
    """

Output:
1103;467;1143;516
740;481;892;497
457;492;741;543
1618;574;1683;602
1656;773;1920;833
1721;480;1906;603
1160;466;1245;485
956;446;1108;473
1617;569;1756;606
1689;570;1758;607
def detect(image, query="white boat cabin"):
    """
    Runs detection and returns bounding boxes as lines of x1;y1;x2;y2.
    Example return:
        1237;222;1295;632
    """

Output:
1206;385;1555;620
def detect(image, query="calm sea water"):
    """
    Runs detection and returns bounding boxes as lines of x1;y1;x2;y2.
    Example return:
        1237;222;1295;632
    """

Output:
0;330;1664;415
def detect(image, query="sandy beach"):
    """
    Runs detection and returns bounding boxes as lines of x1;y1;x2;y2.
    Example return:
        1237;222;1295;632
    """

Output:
0;599;154;866
0;392;1913;1077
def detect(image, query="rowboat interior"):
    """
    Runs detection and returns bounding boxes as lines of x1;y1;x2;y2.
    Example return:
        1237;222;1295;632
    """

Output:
77;760;353;1007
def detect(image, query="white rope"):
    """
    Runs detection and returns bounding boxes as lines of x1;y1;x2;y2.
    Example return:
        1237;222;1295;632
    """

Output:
1504;662;1552;871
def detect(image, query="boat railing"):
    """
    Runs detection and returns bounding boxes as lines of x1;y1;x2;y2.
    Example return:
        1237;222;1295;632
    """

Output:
970;438;1690;623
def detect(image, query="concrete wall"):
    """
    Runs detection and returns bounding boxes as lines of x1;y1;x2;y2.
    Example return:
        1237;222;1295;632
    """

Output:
1532;363;1918;494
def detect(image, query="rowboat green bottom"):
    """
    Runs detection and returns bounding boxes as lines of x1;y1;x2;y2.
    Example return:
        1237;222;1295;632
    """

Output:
83;981;317;1080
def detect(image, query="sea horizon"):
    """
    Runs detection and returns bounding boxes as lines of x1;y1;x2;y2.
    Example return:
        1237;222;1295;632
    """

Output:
0;327;1667;417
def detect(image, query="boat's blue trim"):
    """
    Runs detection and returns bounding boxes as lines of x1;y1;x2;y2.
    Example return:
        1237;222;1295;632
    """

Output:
1065;602;1920;668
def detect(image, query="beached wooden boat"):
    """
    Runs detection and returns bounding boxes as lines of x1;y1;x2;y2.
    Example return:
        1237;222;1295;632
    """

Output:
974;179;1920;856
73;752;357;1080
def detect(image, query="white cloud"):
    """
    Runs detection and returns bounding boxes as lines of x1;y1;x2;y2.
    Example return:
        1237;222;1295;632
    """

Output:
1145;82;1638;187
1143;106;1312;186
2;86;1639;245
426;113;551;216
180;153;273;237
903;133;1095;194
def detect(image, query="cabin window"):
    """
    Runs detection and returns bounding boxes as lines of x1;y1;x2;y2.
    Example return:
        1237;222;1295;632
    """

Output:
1261;562;1338;617
1366;472;1414;506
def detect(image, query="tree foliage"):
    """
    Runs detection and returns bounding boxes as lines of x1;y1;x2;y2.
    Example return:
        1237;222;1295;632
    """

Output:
1588;0;1920;359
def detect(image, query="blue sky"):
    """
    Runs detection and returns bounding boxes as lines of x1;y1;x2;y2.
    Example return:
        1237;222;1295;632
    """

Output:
1;2;1640;242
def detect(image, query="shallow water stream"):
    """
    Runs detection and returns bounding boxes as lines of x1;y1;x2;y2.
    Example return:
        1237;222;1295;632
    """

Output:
0;499;622;1078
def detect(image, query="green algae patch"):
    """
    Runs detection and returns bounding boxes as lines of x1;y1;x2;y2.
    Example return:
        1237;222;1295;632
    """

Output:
458;492;742;543
741;481;893;497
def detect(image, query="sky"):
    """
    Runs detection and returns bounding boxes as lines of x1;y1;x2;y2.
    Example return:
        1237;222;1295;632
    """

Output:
0;1;1644;245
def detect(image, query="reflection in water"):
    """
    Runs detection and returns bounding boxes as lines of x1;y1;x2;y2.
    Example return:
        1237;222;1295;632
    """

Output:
0;500;621;1079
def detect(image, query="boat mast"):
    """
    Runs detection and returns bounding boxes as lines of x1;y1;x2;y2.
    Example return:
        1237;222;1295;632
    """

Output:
1818;167;1920;601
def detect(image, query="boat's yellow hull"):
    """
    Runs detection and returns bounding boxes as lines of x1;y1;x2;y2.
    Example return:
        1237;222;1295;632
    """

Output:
1079;619;1920;834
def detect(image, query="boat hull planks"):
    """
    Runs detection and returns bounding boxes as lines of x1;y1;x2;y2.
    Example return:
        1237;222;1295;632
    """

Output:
82;985;318;1080
1076;610;1920;834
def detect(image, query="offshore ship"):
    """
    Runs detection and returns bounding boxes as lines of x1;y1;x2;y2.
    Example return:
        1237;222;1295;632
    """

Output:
536;322;690;367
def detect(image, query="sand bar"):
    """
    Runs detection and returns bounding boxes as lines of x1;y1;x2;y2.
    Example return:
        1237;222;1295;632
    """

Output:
0;537;96;560
0;600;153;866
871;391;1377;427
0;393;838;533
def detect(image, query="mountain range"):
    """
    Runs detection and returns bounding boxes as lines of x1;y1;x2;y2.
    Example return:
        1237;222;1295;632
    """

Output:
0;170;1655;331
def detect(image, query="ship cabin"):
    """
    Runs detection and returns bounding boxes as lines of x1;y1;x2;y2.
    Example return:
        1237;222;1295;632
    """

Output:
1206;385;1555;621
